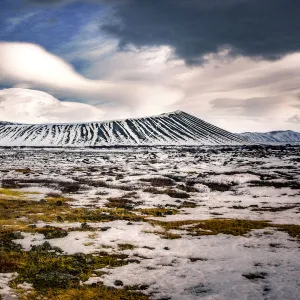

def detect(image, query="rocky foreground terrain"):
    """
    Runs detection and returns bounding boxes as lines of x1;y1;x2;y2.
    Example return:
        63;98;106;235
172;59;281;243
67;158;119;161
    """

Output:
0;145;299;299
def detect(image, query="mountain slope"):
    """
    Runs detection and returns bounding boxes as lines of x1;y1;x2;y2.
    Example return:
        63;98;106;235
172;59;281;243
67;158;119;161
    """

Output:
240;130;300;143
0;111;247;146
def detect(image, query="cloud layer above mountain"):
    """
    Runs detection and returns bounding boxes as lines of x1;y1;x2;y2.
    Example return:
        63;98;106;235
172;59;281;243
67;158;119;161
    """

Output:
0;88;104;123
0;0;300;132
0;42;183;119
21;0;300;64
101;0;300;64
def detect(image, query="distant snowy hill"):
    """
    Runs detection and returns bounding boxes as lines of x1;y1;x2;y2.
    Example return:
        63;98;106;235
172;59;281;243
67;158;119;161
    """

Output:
0;111;247;146
0;121;17;126
240;130;300;143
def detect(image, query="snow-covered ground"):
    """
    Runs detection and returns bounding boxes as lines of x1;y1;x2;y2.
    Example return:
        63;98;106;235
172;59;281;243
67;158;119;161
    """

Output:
0;145;299;299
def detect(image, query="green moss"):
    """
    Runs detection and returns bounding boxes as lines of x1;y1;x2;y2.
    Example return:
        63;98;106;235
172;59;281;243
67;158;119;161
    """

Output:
0;196;144;225
0;233;148;300
118;243;136;250
1;186;299;300
19;284;149;300
191;219;271;236
154;219;272;237
65;208;144;223
143;230;181;239
35;226;68;239
0;188;26;197
0;188;40;200
0;196;72;223
138;207;178;217
0;215;146;299
276;224;300;239
1;240;128;289
105;197;134;210
164;189;190;199
153;219;300;239
14;168;32;174
178;201;197;208
161;232;182;239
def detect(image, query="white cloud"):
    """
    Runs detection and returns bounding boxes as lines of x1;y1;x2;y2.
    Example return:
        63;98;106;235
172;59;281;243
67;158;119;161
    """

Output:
1;40;300;132
79;43;300;132
0;42;183;119
0;88;104;123
288;114;300;125
0;42;102;88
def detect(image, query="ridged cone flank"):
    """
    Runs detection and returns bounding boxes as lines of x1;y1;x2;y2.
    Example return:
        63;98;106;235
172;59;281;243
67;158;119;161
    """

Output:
0;111;247;146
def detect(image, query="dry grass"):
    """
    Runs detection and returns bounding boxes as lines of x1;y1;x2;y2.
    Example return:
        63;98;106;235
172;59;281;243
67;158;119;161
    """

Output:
138;207;178;217
152;219;300;239
0;192;145;224
19;285;149;300
0;226;148;300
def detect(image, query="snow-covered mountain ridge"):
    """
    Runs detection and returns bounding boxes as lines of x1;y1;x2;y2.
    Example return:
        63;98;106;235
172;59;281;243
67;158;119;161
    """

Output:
240;130;300;143
0;111;246;146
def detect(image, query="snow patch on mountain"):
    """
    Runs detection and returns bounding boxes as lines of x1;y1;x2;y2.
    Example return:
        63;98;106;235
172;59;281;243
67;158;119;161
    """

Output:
0;110;247;146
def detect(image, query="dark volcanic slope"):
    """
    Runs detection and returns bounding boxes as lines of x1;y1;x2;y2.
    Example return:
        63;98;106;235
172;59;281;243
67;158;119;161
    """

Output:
0;111;247;146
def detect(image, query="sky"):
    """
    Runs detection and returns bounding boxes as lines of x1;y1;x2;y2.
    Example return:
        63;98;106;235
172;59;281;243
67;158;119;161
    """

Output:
0;0;300;132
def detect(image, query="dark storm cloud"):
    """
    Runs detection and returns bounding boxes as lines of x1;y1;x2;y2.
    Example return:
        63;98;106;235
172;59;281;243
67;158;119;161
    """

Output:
99;0;300;64
211;97;282;116
23;0;70;5
24;0;124;4
27;0;63;2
